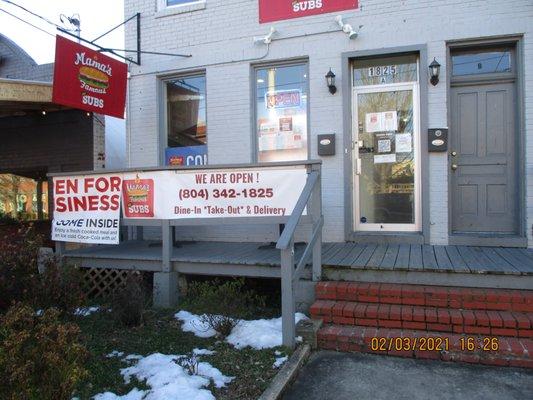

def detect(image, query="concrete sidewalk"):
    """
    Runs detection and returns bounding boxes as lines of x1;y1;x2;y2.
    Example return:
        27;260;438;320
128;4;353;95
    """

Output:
282;352;533;400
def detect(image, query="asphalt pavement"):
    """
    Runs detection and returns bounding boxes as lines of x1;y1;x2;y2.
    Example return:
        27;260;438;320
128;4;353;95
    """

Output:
282;351;533;400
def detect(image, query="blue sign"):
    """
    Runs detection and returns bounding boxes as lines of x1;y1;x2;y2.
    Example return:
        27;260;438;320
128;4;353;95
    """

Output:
165;145;207;166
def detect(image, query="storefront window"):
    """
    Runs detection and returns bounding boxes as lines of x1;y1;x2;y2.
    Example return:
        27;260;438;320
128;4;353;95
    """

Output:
255;63;308;162
165;75;207;166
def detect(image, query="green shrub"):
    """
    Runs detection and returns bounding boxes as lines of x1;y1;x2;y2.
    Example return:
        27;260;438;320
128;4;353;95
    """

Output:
110;272;150;327
35;262;86;315
0;225;85;313
186;278;266;337
0;225;41;311
0;303;88;400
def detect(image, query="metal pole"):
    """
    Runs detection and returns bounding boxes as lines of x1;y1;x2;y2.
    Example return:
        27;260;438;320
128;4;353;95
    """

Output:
281;239;295;349
136;12;141;66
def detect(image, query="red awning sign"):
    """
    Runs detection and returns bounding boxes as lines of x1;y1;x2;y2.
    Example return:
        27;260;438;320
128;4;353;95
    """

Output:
52;36;127;119
259;0;358;23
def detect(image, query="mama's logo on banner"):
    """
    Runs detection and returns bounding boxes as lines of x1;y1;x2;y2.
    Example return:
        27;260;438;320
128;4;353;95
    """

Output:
122;177;155;218
52;36;127;119
259;0;358;23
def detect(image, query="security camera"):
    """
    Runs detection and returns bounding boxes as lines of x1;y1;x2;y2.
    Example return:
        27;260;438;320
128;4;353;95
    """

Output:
335;15;362;40
253;26;276;45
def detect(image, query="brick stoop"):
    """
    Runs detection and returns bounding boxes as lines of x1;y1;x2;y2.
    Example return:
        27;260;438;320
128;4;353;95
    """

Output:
311;282;533;368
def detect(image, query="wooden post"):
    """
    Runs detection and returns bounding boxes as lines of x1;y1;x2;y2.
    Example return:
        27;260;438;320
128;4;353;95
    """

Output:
281;239;295;349
36;179;43;220
161;220;172;272
136;226;144;241
311;165;322;281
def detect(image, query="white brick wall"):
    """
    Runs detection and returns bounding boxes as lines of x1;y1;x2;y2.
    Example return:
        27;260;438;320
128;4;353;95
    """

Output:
124;0;533;245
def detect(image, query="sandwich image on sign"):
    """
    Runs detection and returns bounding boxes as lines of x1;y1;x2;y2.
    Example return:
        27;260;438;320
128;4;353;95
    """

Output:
78;66;109;91
122;177;155;218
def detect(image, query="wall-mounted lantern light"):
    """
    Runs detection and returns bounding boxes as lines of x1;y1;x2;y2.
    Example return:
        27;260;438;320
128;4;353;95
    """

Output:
429;58;441;86
325;68;337;94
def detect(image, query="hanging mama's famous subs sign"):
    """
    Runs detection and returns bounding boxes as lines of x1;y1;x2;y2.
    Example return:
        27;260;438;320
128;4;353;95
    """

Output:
52;36;127;118
52;166;307;244
259;0;358;23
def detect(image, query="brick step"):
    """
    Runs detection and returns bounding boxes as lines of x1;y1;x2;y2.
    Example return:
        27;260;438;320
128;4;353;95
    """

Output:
316;282;533;312
317;324;533;368
310;300;533;338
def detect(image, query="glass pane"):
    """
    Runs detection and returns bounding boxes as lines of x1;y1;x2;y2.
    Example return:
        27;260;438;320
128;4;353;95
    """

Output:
353;55;418;86
167;0;197;6
256;64;308;162
357;90;415;225
166;75;207;166
452;50;511;76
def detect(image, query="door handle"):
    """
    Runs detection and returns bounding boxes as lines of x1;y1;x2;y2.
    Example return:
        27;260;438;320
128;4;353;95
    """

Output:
451;164;458;171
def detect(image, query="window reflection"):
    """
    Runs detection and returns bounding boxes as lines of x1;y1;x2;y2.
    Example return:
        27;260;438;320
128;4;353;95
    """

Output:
452;50;511;76
255;64;308;162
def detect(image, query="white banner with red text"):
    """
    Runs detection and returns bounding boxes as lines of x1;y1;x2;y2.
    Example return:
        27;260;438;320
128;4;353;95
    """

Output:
52;174;122;244
52;166;308;244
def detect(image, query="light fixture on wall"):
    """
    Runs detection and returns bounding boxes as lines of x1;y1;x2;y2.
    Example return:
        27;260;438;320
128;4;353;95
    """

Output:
429;58;441;86
335;15;362;40
325;69;337;94
253;26;276;45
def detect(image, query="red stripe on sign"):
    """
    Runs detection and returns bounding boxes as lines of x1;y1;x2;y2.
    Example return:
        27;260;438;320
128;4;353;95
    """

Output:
259;0;358;23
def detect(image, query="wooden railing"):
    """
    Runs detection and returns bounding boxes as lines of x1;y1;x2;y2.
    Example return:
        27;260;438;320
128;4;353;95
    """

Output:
276;163;322;348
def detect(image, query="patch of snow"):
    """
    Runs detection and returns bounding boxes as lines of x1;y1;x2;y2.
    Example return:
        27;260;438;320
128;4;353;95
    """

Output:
193;348;215;356
107;350;125;358
74;306;100;316
93;352;233;400
175;311;216;338
35;309;43;316
123;354;143;362
197;362;234;388
274;350;282;356
273;356;288;369
226;313;308;350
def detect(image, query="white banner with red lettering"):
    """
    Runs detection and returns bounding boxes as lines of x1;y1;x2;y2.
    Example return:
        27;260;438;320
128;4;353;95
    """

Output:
52;174;122;244
51;166;308;244
122;166;307;219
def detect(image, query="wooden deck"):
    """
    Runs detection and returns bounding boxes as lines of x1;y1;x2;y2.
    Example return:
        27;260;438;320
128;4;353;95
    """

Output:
321;242;533;275
64;240;533;279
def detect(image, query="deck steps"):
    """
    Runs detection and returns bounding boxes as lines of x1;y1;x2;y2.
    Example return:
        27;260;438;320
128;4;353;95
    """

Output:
311;282;533;368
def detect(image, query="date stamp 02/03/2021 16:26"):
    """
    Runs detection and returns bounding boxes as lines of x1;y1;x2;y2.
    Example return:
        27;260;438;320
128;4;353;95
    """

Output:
370;336;500;353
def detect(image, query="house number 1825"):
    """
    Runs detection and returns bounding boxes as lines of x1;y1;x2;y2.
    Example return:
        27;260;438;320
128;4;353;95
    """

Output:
368;65;398;77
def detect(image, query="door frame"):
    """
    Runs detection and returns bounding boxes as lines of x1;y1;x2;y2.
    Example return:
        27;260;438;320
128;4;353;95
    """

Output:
351;82;422;232
342;45;429;244
446;36;526;247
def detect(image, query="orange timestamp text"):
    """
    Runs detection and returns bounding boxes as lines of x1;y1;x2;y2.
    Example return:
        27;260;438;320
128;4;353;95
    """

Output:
370;336;500;352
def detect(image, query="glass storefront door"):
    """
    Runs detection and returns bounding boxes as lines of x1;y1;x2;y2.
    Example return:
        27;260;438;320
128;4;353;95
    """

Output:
352;83;420;231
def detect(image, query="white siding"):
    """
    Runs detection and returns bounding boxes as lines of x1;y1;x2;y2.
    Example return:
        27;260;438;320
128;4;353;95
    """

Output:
124;0;533;245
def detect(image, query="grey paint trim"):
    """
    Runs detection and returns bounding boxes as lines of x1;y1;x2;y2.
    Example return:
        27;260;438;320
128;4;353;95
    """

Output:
250;57;311;163
446;35;526;246
48;159;321;177
341;44;429;243
448;235;527;248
